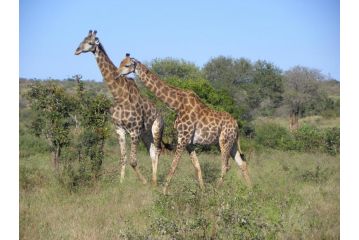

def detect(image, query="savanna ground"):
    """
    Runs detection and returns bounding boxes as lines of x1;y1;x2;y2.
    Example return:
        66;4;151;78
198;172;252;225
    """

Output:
20;119;339;239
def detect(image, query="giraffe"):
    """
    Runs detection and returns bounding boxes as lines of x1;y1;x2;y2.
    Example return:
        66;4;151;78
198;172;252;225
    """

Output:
118;54;251;194
74;30;164;185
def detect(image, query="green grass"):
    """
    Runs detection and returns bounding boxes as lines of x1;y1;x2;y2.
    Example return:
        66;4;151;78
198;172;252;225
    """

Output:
20;140;339;239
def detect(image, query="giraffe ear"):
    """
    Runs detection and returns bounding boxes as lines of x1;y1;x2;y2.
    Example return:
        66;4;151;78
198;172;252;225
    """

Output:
130;58;138;64
95;38;100;45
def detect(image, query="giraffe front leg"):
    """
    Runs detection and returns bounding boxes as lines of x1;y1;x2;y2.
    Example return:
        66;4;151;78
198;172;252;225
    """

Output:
230;143;252;187
187;147;204;190
130;133;147;184
163;143;186;195
116;127;127;183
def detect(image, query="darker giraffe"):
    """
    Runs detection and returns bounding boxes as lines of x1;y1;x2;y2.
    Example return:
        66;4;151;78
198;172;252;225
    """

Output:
75;31;164;185
119;54;251;194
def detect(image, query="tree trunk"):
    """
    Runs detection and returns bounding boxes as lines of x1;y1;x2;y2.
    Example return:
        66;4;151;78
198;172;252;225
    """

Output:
52;145;61;170
289;110;299;131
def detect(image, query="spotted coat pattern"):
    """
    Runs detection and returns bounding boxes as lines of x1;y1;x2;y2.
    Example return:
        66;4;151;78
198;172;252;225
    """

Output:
75;31;163;185
119;55;251;193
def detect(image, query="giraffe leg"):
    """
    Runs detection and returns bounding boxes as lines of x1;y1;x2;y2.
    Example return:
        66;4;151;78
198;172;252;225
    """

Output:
217;135;232;186
187;147;204;190
129;133;147;184
116;127;127;183
230;143;252;187
150;117;164;186
163;143;186;194
217;150;231;186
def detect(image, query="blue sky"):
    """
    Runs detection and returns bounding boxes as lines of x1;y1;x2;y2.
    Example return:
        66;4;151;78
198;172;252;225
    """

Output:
20;0;340;80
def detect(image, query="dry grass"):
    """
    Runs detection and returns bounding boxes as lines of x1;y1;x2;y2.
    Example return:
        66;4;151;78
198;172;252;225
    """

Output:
255;116;340;130
20;146;339;239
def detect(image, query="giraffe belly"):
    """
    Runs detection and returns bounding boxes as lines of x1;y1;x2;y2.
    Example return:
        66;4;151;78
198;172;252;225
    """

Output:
192;129;218;145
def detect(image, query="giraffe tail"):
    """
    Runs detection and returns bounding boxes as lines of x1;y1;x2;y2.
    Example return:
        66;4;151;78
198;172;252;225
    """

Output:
161;140;175;151
237;138;247;162
237;137;252;187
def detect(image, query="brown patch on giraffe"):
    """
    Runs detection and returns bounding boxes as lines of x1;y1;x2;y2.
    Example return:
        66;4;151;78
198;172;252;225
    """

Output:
162;86;169;95
182;115;189;122
173;100;180;109
189;97;196;107
167;97;174;105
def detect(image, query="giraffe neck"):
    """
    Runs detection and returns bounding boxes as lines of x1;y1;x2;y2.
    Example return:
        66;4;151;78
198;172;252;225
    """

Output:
135;63;183;111
94;44;129;103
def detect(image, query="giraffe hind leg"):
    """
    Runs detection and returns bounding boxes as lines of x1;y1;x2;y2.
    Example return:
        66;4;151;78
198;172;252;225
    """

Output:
217;135;232;186
187;146;204;190
116;127;127;183
150;116;164;186
230;143;252;187
130;133;147;184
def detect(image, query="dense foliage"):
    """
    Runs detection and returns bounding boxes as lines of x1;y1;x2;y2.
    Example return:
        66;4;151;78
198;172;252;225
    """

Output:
255;122;340;155
26;78;112;190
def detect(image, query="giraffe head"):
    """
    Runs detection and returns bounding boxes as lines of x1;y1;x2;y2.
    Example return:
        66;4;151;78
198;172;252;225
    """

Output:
118;53;140;76
74;30;99;55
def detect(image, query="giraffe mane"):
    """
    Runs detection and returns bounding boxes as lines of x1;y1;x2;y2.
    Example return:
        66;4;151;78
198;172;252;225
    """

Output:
97;41;109;58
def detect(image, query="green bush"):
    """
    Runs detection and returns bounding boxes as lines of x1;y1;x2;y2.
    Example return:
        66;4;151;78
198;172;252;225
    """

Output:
20;165;48;191
254;122;340;155
255;123;294;150
146;179;281;239
323;127;340;155
26;78;112;191
293;124;323;152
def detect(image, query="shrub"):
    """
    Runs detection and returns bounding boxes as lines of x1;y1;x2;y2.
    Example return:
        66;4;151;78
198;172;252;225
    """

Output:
26;82;75;168
148;179;281;239
26;78;112;191
323;127;340;155
293;124;323;152
20;165;47;191
255;123;294;150
254;122;340;155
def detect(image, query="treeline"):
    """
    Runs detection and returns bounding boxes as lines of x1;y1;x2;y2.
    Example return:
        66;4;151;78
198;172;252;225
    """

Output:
20;56;340;125
20;56;340;160
149;57;339;122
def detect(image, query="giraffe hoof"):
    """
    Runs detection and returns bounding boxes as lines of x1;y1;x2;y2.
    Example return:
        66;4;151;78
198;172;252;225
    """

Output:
151;179;157;187
216;178;224;187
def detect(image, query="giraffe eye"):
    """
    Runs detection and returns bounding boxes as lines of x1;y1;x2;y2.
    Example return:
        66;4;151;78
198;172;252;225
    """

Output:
125;64;131;67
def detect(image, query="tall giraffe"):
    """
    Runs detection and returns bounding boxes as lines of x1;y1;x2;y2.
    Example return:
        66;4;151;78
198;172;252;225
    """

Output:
74;31;164;185
119;54;251;194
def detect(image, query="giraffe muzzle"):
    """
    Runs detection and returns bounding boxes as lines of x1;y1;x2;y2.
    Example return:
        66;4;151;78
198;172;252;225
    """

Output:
74;48;82;55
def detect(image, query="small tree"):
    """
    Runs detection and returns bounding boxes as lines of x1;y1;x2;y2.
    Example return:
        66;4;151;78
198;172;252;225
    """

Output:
283;66;326;131
26;77;112;181
203;57;284;119
150;57;202;80
74;75;112;174
27;82;75;169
